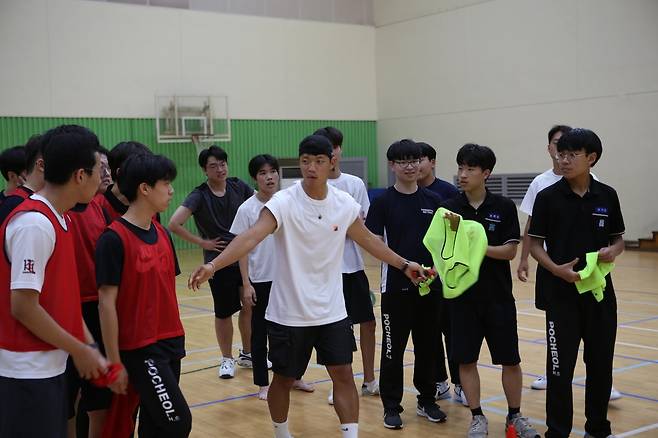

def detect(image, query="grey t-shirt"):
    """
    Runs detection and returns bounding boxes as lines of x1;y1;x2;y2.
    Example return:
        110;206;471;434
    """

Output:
182;177;253;263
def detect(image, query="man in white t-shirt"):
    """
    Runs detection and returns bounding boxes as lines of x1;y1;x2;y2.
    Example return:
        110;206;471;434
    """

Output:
230;154;313;400
0;125;107;437
315;127;379;404
189;135;430;438
517;125;620;400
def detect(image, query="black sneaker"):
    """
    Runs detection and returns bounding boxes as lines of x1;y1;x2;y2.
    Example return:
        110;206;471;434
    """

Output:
383;410;403;429
416;403;447;423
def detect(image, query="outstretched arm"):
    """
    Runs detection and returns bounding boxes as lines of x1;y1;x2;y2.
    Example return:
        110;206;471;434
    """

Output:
346;218;426;282
189;208;277;289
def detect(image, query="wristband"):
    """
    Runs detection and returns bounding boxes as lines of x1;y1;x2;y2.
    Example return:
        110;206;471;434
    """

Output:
400;260;410;272
207;260;216;272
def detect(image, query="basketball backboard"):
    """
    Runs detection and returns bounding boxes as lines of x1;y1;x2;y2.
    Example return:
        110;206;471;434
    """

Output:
155;95;230;143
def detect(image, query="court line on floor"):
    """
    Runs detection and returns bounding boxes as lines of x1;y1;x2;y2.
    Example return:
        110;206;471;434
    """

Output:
617;422;658;437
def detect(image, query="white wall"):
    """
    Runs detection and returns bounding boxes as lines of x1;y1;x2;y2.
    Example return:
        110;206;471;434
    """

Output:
0;0;376;120
374;0;658;240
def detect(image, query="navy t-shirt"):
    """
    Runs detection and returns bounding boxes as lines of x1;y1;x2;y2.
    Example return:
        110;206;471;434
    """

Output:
442;190;520;302
426;177;459;201
365;186;441;292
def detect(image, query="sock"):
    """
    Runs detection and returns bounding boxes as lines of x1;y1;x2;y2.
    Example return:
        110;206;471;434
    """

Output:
471;407;483;417
507;406;520;420
340;423;358;438
273;420;291;438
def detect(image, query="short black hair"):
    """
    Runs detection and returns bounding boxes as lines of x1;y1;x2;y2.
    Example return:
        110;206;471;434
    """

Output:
299;135;333;158
386;139;421;161
313;127;343;147
118;153;177;202
248;154;279;178
109;141;152;181
41;125;101;185
198;145;228;168
548;125;572;143
24;134;43;173
557;128;603;166
417;142;436;160
456;143;496;173
0;146;26;181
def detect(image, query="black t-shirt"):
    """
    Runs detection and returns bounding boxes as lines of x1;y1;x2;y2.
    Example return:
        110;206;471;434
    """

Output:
442;190;520;302
528;176;625;286
426;177;459;201
365;186;442;292
102;184;128;216
182;177;253;263
95;218;180;287
0;186;35;224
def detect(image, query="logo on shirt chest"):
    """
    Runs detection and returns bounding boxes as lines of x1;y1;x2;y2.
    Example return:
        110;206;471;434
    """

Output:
484;212;501;232
593;206;608;229
420;208;434;215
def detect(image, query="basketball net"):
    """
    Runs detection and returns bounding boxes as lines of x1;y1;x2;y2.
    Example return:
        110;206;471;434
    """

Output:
191;134;210;157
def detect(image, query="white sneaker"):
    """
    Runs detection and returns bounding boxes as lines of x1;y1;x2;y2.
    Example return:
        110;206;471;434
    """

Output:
454;384;469;406
609;386;622;401
219;357;236;379
237;349;253;368
435;380;451;400
531;375;548;390
468;415;488;438
361;380;380;396
328;388;334;405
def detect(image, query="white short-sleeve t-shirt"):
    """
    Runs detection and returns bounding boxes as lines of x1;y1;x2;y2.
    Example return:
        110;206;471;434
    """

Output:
230;194;276;283
0;194;70;379
327;173;370;274
264;183;361;327
520;169;598;216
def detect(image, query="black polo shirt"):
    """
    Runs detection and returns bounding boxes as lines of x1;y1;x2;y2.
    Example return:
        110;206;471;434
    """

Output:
528;176;625;282
442;190;520;302
365;186;442;292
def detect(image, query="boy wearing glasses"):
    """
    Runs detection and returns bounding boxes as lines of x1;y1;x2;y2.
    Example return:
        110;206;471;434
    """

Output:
516;126;621;400
529;129;624;438
169;146;254;380
365;139;446;430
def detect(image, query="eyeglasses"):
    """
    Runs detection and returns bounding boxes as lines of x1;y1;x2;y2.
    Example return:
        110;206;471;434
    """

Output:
393;159;421;167
555;152;586;162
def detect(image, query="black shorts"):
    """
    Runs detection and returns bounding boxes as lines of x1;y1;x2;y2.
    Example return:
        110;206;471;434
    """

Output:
449;297;520;366
209;266;242;319
342;271;375;324
0;373;68;438
66;301;112;418
266;317;357;379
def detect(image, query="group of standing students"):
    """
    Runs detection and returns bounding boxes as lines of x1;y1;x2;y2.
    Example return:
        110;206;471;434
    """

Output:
0;122;624;438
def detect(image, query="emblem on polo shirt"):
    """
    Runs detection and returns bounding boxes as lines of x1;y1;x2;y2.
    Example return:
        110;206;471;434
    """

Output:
485;212;501;231
593;207;608;228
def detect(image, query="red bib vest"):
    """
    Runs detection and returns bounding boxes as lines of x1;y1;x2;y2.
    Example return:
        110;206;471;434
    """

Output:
0;199;84;351
109;220;184;350
69;198;109;302
8;186;33;200
95;192;122;222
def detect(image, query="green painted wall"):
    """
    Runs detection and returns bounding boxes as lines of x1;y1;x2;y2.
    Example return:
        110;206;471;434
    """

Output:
0;117;377;249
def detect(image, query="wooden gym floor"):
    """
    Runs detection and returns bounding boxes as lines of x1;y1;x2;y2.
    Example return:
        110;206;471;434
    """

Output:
174;249;658;437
